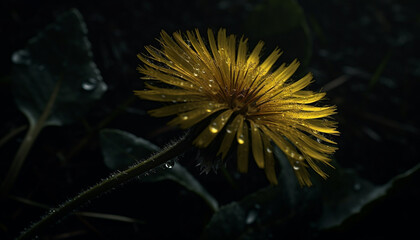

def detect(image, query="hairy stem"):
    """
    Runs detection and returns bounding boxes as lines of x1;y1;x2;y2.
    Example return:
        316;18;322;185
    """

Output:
17;134;191;240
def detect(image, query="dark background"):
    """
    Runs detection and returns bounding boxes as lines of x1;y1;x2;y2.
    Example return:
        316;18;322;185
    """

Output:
1;0;419;239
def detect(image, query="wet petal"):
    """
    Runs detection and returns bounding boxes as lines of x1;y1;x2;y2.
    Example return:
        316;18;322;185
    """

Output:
250;121;264;168
194;110;233;148
217;114;243;159
261;134;278;185
237;121;249;173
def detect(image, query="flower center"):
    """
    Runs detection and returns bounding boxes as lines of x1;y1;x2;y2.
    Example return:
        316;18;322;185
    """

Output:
227;88;259;115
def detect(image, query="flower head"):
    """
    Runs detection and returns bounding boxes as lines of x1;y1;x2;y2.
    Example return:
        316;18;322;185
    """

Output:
135;29;338;186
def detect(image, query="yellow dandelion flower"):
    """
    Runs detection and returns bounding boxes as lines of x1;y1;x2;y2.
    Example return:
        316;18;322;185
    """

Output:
135;29;339;186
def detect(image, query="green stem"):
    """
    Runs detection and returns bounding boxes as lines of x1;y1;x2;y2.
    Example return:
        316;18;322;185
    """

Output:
1;123;43;196
0;124;28;148
17;134;191;240
1;78;62;195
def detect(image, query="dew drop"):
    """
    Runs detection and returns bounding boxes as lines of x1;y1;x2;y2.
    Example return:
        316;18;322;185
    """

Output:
161;94;166;98
165;159;175;169
290;152;296;158
181;115;189;120
266;147;272;153
11;49;31;65
82;78;98;91
293;161;300;170
246;209;258;225
238;134;245;144
193;73;198;77
209;126;218;133
226;128;232;134
353;183;361;191
317;138;322;143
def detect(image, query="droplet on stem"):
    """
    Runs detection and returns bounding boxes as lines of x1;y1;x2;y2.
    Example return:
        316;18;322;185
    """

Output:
165;159;175;169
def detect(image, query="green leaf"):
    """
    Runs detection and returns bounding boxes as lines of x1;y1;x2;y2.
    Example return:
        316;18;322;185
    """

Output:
99;128;219;211
100;129;159;170
201;146;321;240
11;8;107;127
1;9;107;195
202;144;420;239
244;0;312;66
317;163;420;230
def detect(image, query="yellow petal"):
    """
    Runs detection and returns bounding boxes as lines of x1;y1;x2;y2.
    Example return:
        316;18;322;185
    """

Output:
259;48;282;75
261;126;304;161
271;59;300;86
217;114;243;159
168;105;225;128
283;91;326;104
250;121;264;168
237;121;249;173
286;106;337;119
303;119;339;135
236;115;245;144
247;41;264;67
208;109;234;134
194;110;233;148
261;134;278;185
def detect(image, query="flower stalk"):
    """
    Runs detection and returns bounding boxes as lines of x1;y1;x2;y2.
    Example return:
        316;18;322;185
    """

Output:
17;134;191;240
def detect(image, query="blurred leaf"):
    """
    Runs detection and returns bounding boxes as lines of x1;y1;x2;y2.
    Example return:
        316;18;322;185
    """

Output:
1;9;107;194
317;162;420;230
201;145;420;239
11;8;107;127
244;0;312;66
201;147;321;240
99;128;219;211
100;129;159;170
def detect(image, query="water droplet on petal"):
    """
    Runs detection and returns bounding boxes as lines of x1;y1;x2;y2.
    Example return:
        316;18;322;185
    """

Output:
161;94;166;98
238;134;245;144
226;128;232;134
266;147;272;153
193;73;198;77
293;161;300;170
209;126;218;133
181;115;189;120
